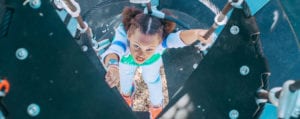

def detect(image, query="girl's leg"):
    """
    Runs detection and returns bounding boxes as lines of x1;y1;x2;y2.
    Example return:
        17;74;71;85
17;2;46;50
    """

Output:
141;58;163;106
141;58;163;119
119;62;137;106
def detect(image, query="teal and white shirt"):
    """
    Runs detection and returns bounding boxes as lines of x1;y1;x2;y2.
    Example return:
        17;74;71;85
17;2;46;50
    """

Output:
101;24;186;66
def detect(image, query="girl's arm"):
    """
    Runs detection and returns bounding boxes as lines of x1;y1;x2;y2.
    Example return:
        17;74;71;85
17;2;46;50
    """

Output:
103;53;119;67
179;29;213;46
103;53;119;88
101;24;127;66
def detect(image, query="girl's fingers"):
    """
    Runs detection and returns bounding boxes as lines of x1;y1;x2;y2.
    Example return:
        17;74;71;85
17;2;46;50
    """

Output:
105;70;113;87
198;31;213;45
107;77;115;88
105;68;119;88
110;77;118;87
197;29;206;36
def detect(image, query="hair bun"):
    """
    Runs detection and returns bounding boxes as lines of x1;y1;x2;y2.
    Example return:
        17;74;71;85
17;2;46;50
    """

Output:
122;7;143;31
161;9;176;38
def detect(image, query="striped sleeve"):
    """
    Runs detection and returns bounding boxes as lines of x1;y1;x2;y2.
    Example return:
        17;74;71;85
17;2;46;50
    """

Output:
101;24;128;62
162;31;186;48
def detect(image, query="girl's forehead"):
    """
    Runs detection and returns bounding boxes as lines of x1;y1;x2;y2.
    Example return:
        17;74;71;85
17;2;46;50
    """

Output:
132;30;162;45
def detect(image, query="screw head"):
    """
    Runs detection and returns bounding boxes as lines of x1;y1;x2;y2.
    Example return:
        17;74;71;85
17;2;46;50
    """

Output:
16;48;29;60
193;63;198;69
240;65;250;76
82;45;88;52
30;0;41;9
27;103;40;117
230;25;240;35
229;109;239;119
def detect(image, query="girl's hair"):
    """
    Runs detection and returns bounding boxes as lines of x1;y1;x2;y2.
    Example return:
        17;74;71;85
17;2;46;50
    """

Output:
122;7;176;39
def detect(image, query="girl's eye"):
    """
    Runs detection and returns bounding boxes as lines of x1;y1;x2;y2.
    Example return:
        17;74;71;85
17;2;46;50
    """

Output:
133;45;140;49
146;49;154;52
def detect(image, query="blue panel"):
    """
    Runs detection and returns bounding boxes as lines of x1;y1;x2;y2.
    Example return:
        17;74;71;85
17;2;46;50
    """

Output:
260;103;277;119
56;10;77;37
66;18;78;37
55;10;67;21
246;0;270;15
215;0;270;36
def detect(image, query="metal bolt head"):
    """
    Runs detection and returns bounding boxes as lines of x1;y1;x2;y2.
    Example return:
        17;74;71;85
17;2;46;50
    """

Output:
16;48;28;60
229;109;239;119
230;25;240;35
240;65;250;76
193;63;198;69
27;103;40;117
30;0;41;9
82;45;88;52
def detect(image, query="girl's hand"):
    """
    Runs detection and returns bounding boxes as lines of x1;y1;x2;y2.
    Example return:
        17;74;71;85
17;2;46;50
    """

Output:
105;65;119;88
196;30;214;51
197;29;213;46
179;29;214;46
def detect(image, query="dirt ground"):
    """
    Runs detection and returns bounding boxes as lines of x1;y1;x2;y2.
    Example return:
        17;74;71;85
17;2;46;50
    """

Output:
117;67;169;111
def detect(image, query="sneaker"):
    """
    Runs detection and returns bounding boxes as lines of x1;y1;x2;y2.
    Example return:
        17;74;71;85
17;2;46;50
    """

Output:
122;95;133;107
122;82;136;108
149;106;162;119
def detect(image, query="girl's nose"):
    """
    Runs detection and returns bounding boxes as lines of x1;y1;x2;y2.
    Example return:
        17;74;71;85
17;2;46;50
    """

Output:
137;50;145;57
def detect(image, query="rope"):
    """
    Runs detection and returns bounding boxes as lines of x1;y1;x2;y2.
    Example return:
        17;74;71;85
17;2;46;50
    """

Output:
198;0;220;15
203;0;244;39
53;0;99;51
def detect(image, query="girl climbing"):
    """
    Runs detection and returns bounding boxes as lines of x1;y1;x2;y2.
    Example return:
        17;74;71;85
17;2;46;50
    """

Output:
101;6;213;119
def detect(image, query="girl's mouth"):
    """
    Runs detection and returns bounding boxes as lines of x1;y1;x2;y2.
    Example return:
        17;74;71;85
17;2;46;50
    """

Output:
135;56;145;62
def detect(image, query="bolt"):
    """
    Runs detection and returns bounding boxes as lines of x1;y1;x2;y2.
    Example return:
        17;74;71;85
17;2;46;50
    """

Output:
30;0;41;9
230;25;239;35
82;45;88;52
16;48;29;60
27;103;40;117
240;65;250;76
229;109;239;119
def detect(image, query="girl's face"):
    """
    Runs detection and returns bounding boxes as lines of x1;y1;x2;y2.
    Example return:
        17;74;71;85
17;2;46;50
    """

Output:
128;29;162;64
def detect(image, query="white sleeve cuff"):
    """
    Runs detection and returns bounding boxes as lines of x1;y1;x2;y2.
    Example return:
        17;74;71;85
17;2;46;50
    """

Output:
164;31;186;48
100;45;124;63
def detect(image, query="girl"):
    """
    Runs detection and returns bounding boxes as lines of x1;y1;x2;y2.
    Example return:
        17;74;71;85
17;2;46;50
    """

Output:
102;7;213;119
